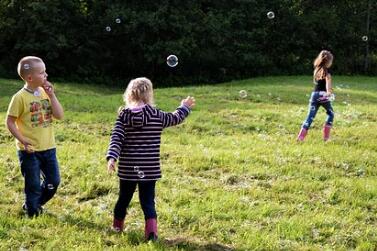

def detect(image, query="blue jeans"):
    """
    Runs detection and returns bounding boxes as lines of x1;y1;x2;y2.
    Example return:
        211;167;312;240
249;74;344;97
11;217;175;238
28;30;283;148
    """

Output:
302;91;334;130
17;148;60;217
114;180;157;220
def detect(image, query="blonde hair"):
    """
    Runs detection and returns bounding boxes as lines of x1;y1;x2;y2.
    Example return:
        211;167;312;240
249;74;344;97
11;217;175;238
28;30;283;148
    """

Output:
123;77;154;107
17;56;44;81
313;50;333;81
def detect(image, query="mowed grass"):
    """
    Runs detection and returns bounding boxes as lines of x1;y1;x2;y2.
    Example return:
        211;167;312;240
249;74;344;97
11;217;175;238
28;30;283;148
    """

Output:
0;76;376;250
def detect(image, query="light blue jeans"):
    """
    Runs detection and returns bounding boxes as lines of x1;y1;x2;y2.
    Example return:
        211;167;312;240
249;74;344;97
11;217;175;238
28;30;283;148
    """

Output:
301;91;334;130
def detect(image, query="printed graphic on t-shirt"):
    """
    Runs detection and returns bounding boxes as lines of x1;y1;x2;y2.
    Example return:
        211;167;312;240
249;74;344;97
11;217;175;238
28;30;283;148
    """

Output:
30;99;52;128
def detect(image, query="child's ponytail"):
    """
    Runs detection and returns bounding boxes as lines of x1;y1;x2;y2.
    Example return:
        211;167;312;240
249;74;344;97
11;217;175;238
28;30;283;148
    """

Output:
313;50;333;81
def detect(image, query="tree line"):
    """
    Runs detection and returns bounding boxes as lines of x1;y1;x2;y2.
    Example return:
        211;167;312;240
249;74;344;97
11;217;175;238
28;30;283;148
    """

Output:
0;0;375;86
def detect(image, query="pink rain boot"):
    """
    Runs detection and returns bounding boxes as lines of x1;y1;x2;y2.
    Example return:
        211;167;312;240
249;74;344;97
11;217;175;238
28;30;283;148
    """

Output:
145;218;158;241
297;128;308;141
112;218;124;232
323;124;331;141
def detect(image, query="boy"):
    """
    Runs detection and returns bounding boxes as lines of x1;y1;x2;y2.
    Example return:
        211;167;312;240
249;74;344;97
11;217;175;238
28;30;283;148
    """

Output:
6;56;64;217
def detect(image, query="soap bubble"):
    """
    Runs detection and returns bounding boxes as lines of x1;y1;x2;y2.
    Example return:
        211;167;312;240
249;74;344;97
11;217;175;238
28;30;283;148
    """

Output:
362;36;368;42
239;90;247;98
267;11;275;19
33;90;40;97
99;203;107;211
118;106;124;114
203;148;210;157
329;93;335;101
23;64;30;70
105;26;111;32
115;18;121;24
167;55;178;67
356;168;365;176
134;166;139;172
138;171;145;178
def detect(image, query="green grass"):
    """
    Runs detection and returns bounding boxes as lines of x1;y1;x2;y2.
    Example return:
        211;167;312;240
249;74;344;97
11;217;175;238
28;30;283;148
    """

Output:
0;75;376;250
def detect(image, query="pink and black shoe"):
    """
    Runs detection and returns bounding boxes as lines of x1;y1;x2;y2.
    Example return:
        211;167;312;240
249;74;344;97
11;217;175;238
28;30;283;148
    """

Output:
297;128;308;141
145;218;158;241
323;124;332;141
112;217;124;233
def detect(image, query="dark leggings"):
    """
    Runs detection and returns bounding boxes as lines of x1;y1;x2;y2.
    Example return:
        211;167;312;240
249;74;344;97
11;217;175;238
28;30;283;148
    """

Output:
114;180;157;220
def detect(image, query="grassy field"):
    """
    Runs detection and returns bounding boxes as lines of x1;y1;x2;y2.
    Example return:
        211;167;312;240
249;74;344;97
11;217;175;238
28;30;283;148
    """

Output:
0;76;376;250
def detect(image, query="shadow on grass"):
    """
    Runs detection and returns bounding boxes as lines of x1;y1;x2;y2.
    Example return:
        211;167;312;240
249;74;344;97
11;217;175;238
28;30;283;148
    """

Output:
54;212;235;250
38;212;107;232
117;235;235;250
58;213;234;250
162;237;235;251
16;209;235;250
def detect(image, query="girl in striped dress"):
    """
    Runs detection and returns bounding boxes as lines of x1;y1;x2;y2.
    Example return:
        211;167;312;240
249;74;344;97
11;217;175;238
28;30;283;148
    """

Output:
106;77;195;241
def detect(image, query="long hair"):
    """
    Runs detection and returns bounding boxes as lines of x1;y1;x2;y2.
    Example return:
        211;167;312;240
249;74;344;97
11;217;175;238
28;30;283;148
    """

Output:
313;50;333;81
123;77;154;107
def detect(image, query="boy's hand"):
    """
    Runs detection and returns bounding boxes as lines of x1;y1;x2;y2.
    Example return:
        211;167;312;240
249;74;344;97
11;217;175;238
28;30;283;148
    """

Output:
107;158;116;173
181;96;196;109
22;138;34;153
42;81;54;96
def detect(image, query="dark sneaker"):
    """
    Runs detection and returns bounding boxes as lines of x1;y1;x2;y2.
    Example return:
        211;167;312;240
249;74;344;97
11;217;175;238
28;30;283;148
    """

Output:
23;204;44;217
37;206;44;215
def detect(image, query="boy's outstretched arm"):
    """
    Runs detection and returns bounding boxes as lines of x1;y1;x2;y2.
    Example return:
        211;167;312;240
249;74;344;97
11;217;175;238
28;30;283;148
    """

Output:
43;81;64;120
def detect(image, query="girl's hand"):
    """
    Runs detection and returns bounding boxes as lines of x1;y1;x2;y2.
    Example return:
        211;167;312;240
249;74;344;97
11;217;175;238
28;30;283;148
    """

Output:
181;96;196;109
42;80;54;96
107;158;116;173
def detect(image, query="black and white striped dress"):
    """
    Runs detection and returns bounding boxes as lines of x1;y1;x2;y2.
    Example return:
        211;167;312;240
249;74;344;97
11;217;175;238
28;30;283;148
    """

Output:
106;104;191;181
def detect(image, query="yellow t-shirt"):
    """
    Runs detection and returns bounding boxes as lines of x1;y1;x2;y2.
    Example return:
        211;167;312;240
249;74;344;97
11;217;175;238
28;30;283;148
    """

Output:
7;87;55;151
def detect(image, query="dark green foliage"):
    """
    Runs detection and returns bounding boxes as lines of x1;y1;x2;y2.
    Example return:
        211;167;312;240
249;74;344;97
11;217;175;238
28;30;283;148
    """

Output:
0;0;376;86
